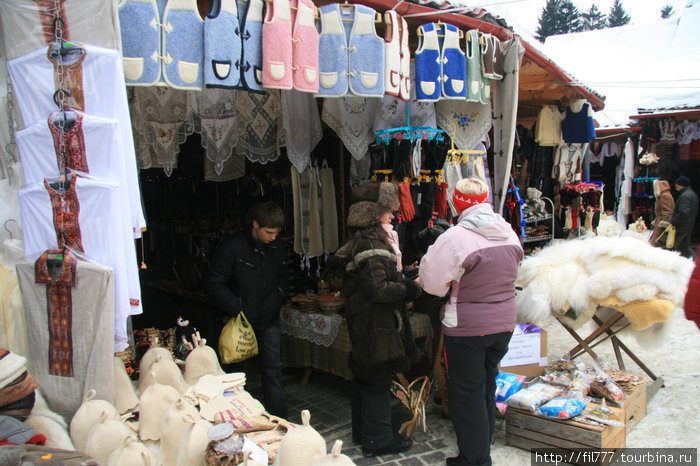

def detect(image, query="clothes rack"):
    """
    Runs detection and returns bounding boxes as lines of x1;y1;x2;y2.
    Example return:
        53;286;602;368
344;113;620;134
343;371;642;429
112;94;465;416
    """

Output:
374;102;445;144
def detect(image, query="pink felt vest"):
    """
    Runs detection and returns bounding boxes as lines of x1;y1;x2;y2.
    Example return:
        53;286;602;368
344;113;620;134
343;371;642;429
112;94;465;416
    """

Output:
291;0;319;92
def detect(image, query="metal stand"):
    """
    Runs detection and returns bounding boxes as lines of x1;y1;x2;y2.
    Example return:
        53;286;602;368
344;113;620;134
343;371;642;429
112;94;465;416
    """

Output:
557;307;665;401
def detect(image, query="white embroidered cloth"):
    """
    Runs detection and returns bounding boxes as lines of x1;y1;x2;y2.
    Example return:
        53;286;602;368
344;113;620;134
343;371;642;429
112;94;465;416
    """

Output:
436;99;491;151
282;90;323;173
191;88;239;176
322;97;379;161
235;90;286;164
280;307;342;347
373;63;436;130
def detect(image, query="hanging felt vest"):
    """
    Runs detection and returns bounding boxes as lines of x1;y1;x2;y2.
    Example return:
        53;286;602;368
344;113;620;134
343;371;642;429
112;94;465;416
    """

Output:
384;10;410;101
414;22;466;101
491;35;504;80
465;29;483;103
204;0;242;88
236;0;266;93
262;0;319;92
478;36;491;104
118;0;204;90
562;103;596;143
317;3;384;97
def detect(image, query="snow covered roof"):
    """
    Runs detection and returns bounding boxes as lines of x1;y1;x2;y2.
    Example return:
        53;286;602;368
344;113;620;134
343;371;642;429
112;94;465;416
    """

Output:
542;1;700;128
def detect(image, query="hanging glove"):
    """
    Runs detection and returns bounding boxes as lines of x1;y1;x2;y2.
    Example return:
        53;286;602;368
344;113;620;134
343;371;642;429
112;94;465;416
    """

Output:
434;182;448;219
393;140;413;180
398;181;415;222
419;180;436;220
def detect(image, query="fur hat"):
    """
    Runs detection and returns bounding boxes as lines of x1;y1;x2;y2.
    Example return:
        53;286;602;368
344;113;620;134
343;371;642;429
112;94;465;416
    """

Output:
351;181;400;212
347;201;383;228
676;175;691;187
0;371;39;409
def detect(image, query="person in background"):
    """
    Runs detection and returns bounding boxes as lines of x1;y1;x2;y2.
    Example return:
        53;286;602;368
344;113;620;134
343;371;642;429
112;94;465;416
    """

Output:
684;246;700;329
332;200;422;457
671;175;698;258
206;201;288;418
649;179;675;248
419;178;523;466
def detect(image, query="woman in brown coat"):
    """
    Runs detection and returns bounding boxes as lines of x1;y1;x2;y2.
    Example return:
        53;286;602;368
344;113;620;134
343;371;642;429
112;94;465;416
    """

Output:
650;179;675;247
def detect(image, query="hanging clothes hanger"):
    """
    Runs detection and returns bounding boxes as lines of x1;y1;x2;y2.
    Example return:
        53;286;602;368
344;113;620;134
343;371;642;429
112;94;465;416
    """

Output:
416;20;465;39
3;219;17;241
338;1;382;23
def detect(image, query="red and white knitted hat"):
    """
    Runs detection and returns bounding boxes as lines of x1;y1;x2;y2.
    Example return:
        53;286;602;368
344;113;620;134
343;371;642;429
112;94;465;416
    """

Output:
452;178;490;213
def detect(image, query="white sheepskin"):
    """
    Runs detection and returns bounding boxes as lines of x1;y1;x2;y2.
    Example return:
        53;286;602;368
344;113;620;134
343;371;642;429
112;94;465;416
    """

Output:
24;389;75;451
516;235;694;343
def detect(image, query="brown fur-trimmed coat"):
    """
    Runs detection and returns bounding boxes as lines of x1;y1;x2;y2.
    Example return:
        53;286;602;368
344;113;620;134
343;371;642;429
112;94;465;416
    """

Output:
650;180;675;247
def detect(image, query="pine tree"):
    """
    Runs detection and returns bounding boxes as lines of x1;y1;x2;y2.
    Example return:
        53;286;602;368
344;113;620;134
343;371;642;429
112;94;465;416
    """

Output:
582;4;606;30
660;4;674;18
607;0;631;27
535;0;583;43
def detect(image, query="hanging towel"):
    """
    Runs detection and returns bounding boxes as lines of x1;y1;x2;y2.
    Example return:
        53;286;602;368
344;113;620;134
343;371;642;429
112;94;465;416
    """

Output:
320;167;338;252
306;167;324;257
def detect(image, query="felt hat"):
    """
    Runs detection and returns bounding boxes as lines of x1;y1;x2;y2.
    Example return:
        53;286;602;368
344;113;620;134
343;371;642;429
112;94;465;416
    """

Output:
138;346;173;386
452;178;490;213
69;389;120;452
158;399;201;466
107;436;156;466
0;370;39;409
273;410;326;466
138;354;188;394
351;181;400;212
114;357;139;415
175;416;212;466
0;349;29;389
84;412;137;465
346;201;383;228
138;381;180;441
309;440;356;466
676;175;691;187
184;344;224;385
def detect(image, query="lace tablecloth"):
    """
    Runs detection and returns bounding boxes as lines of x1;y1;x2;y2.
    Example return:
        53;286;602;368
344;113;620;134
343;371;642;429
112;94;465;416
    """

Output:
280;307;343;347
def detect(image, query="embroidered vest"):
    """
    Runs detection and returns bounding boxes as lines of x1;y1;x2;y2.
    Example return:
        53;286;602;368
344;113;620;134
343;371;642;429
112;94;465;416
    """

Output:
317;3;384;97
414;22;466;101
465;29;483;103
236;0;265;92
383;11;410;101
205;0;242;88
262;0;319;92
118;0;204;90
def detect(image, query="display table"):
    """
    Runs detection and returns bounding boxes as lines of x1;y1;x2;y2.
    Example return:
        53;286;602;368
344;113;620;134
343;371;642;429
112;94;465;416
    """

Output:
280;307;432;381
557;307;664;400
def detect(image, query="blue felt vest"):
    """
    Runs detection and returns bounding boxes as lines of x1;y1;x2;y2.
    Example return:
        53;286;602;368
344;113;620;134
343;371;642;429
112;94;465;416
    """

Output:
415;22;466;101
119;0;204;90
236;0;265;93
317;4;384;97
562;103;596;143
205;0;242;88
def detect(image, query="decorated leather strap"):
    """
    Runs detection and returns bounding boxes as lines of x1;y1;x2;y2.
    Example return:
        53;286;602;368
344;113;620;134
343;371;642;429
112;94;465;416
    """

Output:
35;249;77;377
34;0;70;45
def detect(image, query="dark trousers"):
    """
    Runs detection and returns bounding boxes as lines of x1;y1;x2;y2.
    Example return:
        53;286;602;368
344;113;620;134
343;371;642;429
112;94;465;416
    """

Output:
226;324;287;418
674;230;694;258
444;332;512;466
351;374;393;450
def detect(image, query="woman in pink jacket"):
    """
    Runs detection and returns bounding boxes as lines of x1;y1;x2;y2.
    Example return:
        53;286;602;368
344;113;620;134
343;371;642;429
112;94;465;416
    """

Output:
419;178;523;466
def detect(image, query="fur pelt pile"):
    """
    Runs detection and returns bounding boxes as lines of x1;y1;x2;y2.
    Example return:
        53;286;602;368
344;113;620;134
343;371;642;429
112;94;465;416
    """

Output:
516;235;694;339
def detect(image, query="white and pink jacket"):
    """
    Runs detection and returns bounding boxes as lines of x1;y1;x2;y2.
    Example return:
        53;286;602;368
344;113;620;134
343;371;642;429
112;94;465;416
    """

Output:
419;203;523;337
262;0;319;92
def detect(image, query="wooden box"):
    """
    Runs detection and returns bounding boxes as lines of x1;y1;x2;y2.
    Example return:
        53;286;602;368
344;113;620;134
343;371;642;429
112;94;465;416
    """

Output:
505;404;626;465
611;382;647;434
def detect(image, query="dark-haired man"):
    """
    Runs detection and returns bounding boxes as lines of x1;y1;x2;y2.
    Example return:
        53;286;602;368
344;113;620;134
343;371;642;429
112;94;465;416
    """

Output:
671;175;698;258
207;201;288;417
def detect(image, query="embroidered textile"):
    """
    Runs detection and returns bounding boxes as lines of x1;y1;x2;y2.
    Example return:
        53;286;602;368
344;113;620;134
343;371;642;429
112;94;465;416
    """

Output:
435;99;491;150
129;87;195;176
49;45;86;112
191;88;238;176
44;176;83;252
280;307;342;347
373;63;436;131
34;249;76;377
47;112;88;173
322;96;378;161
35;0;70;44
281;90;323;173
235;89;286;164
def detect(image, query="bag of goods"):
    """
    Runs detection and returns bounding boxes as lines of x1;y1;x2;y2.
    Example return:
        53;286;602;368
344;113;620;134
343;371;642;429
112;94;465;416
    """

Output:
495;372;526;402
536;398;588;419
505;383;563;412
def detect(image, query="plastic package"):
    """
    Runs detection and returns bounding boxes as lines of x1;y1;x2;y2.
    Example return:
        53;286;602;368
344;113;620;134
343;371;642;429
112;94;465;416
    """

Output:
537;398;588;419
505;383;564;412
591;375;625;402
495;372;527;402
582;400;625;427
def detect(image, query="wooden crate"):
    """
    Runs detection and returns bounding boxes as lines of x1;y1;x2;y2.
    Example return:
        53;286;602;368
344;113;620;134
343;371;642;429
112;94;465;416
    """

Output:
610;382;647;434
505;404;626;466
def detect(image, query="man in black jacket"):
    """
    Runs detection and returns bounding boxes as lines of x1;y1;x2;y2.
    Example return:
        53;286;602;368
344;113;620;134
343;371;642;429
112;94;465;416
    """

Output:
671;175;698;259
207;202;288;417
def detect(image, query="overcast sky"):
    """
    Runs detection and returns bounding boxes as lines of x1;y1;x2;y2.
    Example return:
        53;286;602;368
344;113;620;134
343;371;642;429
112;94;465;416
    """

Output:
484;0;688;36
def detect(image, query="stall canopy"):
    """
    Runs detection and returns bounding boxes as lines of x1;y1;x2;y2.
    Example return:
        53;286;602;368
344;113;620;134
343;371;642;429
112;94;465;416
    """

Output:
543;0;700;129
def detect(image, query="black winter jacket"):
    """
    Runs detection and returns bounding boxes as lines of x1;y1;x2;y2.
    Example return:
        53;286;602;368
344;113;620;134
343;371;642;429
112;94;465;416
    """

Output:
207;230;288;329
672;186;699;234
340;233;422;379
